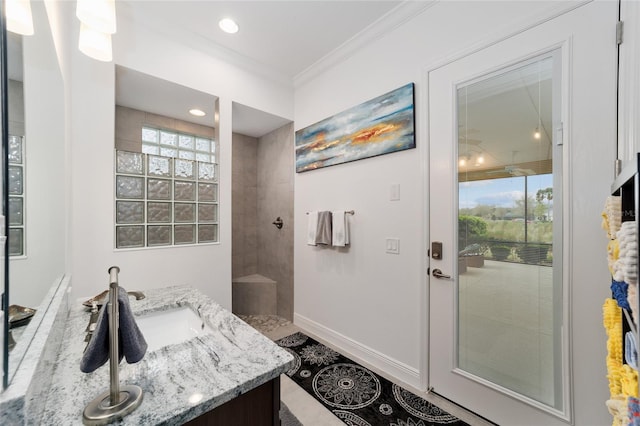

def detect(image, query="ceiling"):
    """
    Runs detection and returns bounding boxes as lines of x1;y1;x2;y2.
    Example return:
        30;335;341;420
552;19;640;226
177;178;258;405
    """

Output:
116;1;404;79
458;57;554;181
115;1;406;137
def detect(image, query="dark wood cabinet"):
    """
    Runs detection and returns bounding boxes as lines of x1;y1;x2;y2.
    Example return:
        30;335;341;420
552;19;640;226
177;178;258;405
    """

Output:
184;377;280;426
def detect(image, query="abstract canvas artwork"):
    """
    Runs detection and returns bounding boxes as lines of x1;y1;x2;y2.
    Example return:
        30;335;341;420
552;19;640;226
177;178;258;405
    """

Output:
295;83;415;172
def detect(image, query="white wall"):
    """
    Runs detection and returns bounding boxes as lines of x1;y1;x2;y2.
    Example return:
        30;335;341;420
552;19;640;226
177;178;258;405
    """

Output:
619;0;640;164
295;1;615;424
43;0;74;285
65;7;294;307
9;0;66;309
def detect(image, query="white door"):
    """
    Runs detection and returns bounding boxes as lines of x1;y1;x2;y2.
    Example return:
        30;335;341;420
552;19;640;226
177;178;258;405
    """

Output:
428;3;616;425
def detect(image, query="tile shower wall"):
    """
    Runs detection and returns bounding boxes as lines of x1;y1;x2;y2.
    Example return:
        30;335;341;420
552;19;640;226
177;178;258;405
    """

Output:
232;134;258;277
232;124;294;320
257;123;294;321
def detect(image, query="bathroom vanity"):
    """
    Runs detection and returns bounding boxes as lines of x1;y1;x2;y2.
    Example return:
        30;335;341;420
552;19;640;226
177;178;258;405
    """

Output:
3;282;293;425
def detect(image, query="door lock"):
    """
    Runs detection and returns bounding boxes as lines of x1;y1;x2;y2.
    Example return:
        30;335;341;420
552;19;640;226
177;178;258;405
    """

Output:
431;242;443;259
432;268;451;279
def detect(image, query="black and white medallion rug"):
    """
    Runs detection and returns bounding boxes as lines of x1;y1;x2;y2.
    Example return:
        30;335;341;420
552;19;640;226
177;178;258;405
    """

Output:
276;332;469;426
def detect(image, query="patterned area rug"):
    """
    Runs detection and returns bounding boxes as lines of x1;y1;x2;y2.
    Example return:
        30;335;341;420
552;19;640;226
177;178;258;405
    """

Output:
276;332;469;426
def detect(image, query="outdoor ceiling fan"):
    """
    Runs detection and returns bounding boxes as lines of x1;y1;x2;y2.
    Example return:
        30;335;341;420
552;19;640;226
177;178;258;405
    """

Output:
486;151;536;176
499;165;536;176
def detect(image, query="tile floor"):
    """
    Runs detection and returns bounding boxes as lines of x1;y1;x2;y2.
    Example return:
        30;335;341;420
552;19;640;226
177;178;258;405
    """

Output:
239;314;494;426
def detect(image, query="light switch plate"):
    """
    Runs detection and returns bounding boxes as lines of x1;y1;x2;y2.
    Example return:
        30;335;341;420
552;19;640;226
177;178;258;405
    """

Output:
386;238;400;254
390;184;400;201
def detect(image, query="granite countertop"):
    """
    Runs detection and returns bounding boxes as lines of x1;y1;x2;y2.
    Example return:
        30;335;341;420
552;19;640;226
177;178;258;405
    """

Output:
41;285;294;425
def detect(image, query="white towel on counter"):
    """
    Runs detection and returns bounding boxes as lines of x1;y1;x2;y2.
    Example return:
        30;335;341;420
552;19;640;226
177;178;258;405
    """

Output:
316;211;333;245
331;210;350;247
307;211;319;246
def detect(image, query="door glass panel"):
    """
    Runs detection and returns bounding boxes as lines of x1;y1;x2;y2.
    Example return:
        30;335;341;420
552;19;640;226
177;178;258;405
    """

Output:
457;55;562;409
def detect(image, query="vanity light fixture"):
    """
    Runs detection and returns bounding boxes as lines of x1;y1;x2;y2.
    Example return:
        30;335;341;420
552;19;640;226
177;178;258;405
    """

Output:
78;23;113;62
219;18;239;34
189;108;206;117
6;0;34;36
76;0;117;34
76;0;116;62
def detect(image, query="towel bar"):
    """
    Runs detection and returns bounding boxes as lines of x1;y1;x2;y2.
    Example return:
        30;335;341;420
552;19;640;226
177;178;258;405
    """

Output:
83;266;143;425
306;210;355;215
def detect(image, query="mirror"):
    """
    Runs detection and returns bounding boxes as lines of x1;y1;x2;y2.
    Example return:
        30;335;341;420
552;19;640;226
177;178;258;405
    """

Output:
4;0;66;385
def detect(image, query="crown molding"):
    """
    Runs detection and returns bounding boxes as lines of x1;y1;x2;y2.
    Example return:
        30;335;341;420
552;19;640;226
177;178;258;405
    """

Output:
116;3;294;90
116;1;437;91
293;1;437;89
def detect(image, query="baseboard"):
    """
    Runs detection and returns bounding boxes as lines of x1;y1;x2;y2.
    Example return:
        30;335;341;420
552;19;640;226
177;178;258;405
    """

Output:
293;313;422;390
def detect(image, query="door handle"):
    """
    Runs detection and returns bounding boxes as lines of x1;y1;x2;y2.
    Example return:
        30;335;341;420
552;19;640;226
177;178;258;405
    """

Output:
432;268;451;279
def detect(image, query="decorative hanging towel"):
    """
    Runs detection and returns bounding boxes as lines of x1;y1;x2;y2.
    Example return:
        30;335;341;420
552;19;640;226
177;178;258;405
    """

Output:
612;280;631;311
615;221;638;285
331;210;350;247
609;239;621;276
606;396;628;426
315;211;332;245
604;298;623;397
628;396;640;426
80;287;148;373
621;364;639;398
307;211;319;246
626;331;639;370
603;195;622;239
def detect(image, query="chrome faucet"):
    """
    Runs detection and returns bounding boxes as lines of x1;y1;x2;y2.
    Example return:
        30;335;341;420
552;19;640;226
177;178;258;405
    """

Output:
127;291;146;300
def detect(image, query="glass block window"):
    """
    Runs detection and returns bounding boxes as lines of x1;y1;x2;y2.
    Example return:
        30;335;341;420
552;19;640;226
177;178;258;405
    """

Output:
8;135;25;256
115;149;218;248
142;126;216;164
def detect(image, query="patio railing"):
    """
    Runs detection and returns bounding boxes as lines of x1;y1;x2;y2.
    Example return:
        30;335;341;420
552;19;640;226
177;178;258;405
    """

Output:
460;239;552;266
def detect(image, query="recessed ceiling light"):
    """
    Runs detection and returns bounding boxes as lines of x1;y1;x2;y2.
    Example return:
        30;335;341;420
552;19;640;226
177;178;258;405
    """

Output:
219;18;239;34
189;108;206;117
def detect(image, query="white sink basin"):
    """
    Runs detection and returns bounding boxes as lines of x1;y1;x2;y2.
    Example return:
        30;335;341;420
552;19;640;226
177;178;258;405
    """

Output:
135;306;212;352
